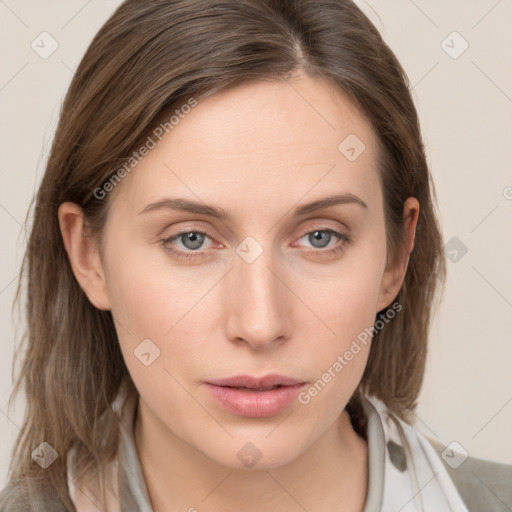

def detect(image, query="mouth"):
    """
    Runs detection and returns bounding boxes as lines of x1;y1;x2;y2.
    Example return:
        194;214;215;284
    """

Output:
204;374;306;417
206;374;305;389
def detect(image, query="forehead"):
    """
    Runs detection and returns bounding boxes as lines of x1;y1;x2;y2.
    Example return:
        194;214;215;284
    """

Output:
113;72;381;217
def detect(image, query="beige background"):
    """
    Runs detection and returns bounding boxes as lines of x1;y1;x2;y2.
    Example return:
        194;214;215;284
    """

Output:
1;0;511;487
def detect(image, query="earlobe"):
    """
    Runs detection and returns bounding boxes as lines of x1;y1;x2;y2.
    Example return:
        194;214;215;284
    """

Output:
58;202;111;311
376;197;419;312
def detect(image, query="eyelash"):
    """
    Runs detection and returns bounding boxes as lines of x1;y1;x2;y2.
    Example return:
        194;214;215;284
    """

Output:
161;227;352;261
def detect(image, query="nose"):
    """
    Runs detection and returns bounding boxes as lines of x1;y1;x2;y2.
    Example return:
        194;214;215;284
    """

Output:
224;244;292;351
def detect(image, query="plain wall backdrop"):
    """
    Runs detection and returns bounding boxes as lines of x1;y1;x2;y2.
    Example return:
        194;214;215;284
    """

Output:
1;0;511;488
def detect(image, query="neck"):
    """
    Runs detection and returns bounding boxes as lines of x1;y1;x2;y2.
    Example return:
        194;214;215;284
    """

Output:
134;398;368;512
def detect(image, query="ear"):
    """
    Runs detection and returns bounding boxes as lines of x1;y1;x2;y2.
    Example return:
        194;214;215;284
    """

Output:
376;197;419;312
58;202;111;310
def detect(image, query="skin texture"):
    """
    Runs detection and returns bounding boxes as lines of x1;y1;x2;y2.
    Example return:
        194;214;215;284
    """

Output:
59;72;419;512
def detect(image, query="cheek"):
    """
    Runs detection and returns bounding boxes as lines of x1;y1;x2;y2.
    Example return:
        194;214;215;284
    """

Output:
105;261;169;336
304;235;386;341
102;227;209;337
292;285;377;428
101;239;218;385
293;233;387;405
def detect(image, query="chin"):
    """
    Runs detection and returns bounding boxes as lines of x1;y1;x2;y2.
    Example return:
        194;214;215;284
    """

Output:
194;434;309;471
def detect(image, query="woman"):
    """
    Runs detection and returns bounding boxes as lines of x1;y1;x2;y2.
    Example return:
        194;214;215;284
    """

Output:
1;1;510;511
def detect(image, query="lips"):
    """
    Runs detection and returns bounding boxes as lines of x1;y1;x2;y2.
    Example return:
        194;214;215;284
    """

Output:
204;374;307;417
206;374;305;389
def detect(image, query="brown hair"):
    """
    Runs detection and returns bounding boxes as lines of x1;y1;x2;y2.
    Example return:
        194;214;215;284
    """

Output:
2;0;446;509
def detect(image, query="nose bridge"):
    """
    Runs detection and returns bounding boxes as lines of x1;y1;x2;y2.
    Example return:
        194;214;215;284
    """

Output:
225;237;290;349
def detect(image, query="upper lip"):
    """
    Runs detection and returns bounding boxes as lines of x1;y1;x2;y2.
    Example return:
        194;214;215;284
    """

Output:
206;374;305;389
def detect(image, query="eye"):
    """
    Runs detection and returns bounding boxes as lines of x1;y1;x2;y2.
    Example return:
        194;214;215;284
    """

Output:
294;228;352;255
161;227;352;261
161;230;214;261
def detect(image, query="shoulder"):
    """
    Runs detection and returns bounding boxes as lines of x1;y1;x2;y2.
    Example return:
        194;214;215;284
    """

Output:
0;482;70;512
426;437;512;512
362;395;512;511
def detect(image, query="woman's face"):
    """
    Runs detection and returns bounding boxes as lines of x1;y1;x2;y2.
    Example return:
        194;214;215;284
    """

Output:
82;72;412;469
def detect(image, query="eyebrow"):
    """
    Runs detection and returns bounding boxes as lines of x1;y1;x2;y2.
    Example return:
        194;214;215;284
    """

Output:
138;193;368;220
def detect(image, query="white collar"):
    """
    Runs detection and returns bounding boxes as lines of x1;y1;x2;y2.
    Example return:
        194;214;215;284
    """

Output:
363;395;468;511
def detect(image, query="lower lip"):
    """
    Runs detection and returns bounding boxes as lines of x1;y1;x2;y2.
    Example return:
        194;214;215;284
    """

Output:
204;383;306;417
